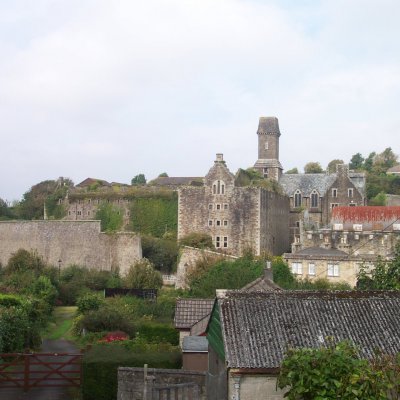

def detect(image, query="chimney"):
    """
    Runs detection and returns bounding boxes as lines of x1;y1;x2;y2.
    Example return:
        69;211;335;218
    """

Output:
216;153;224;162
264;261;273;282
216;289;228;299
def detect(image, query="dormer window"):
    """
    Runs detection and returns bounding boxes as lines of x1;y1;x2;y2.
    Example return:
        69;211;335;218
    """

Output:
294;190;302;208
311;190;319;208
212;180;225;195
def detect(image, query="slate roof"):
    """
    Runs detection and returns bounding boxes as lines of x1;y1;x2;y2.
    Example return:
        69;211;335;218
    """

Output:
174;298;215;329
387;164;400;174
279;173;336;197
76;178;110;187
285;246;348;258
182;336;208;353
240;268;281;292
218;291;400;370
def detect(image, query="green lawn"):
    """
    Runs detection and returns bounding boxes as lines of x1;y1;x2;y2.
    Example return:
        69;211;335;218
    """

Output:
43;306;77;340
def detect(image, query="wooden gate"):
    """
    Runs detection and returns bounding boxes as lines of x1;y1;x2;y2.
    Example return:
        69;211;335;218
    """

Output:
0;352;82;391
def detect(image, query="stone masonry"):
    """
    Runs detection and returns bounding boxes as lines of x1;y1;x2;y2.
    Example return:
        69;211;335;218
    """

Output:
0;220;142;275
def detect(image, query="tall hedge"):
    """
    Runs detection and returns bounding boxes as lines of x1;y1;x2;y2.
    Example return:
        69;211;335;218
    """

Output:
129;196;177;237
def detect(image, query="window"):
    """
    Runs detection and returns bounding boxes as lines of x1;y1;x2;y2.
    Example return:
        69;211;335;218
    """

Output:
292;262;303;275
353;224;362;231
224;204;229;210
349;203;356;207
68;211;71;216
311;191;319;208
216;220;221;226
215;236;221;248
88;199;91;204
87;211;91;216
208;220;213;226
393;224;400;231
216;204;221;210
209;204;213;210
265;142;269;150
223;220;228;226
331;203;339;210
223;237;228;248
77;211;82;216
354;234;359;240
332;188;338;197
340;235;347;244
58;199;63;205
327;264;340;277
308;263;316;276
294;190;302;207
348;188;354;198
212;180;225;195
263;168;269;178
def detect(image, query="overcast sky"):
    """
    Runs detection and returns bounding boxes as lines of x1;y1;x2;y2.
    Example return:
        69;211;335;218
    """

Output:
1;0;399;202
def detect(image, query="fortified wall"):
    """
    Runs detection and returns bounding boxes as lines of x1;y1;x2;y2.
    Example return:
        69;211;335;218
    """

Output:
0;221;141;275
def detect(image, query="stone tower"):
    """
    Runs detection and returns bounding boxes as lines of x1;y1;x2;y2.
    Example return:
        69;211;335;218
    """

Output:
254;116;283;181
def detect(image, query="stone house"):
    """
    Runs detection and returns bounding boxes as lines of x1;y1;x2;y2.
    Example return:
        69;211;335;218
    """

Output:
206;290;400;400
284;206;400;287
252;116;366;242
178;154;290;257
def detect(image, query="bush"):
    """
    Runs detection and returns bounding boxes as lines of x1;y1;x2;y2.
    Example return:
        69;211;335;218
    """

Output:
77;292;104;314
141;235;178;273
124;259;163;289
78;306;135;336
82;343;181;400
179;232;214;249
136;321;178;345
31;275;58;313
5;248;47;274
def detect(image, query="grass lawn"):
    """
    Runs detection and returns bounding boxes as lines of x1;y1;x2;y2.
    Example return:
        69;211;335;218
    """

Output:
43;306;77;340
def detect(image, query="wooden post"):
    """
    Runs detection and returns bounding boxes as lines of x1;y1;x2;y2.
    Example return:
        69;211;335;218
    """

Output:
23;354;30;392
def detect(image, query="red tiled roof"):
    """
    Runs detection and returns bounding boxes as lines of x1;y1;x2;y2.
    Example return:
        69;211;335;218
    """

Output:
332;206;400;223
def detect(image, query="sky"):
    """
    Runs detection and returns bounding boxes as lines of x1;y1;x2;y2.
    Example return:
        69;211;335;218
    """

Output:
1;0;399;202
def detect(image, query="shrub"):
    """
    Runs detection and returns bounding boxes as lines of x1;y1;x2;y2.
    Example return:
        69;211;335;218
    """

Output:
5;248;47;274
136;321;178;345
77;292;104;314
124;259;163;289
179;232;214;249
31;275;58;313
82;342;181;400
141;235;178;273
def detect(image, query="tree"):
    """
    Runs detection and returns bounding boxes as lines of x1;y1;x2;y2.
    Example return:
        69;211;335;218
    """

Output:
124;259;163;289
95;203;123;232
131;174;147;186
357;244;400;290
141;235;178;273
158;172;168;177
349;152;364;170
327;159;344;173
364;152;376;172
285;167;298;174
304;162;323;174
278;340;398;400
373;147;398;174
0;198;12;220
369;192;387;206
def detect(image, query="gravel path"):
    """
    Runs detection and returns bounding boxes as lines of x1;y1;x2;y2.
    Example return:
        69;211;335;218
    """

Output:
0;339;80;400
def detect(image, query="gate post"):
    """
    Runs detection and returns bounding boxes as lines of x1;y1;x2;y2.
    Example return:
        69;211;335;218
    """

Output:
24;354;30;392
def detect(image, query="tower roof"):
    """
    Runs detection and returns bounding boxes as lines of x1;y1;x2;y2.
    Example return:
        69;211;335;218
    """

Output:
257;116;280;135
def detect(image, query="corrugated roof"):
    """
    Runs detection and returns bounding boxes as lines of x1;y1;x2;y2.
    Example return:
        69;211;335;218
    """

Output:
218;291;400;369
332;206;400;223
174;298;215;329
280;173;336;196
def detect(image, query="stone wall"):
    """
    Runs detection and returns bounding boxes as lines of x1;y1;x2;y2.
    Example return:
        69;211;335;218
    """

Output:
176;246;237;289
0;220;141;275
118;367;206;400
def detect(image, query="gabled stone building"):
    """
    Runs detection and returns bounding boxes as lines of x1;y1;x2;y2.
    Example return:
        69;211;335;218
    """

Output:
178;154;290;256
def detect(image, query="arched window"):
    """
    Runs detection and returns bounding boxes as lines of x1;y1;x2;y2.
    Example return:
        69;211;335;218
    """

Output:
294;190;302;208
311;190;319;208
212;180;225;195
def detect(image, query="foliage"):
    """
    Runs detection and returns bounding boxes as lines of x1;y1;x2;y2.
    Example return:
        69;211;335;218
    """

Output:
77;306;135;335
31;275;58;313
0;198;13;219
187;254;264;297
158;172;168;177
179;232;214;250
327;159;344;173
271;257;296;288
77;292;104;314
285;167;298;174
350;152;365;170
5;248;47;274
129;196;178;237
95;202;123;232
82;343;181;400
357;244;400;290
141;235;178;273
124;259;163;289
304;162;324;173
131;173;147;185
369;191;387;206
136;321;179;345
278;340;399;400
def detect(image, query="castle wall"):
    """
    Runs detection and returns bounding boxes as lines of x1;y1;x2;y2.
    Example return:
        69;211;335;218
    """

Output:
0;221;141;275
259;190;290;255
